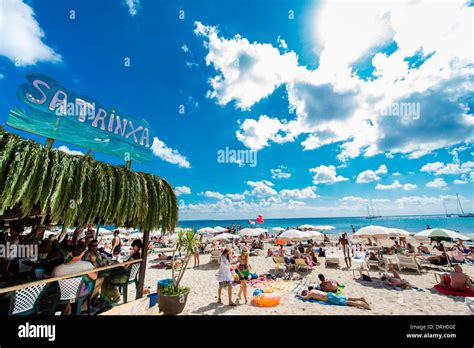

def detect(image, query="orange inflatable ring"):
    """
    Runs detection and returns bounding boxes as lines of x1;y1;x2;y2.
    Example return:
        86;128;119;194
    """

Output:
252;291;281;307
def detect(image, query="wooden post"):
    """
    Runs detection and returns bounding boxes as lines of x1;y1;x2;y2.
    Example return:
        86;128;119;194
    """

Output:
136;229;150;299
125;160;132;170
45;138;54;150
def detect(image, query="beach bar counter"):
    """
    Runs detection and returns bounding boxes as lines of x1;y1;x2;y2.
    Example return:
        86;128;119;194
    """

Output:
0;128;178;315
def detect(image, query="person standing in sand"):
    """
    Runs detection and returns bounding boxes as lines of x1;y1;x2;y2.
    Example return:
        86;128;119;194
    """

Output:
338;233;351;268
217;248;236;306
237;247;251;304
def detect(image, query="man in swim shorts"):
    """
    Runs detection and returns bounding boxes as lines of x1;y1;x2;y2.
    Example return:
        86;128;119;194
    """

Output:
299;289;370;310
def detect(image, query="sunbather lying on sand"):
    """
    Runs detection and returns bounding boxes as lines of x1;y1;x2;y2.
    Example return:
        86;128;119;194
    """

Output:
299;289;371;310
380;265;412;290
438;265;474;291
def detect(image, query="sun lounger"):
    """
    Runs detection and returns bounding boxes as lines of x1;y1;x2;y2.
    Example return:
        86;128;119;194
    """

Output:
324;254;340;268
351;258;370;279
210;249;221;263
272;256;287;275
294;258;311;273
397;254;421;274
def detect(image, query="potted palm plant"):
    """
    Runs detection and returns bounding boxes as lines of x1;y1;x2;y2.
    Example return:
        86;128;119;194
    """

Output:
158;229;199;315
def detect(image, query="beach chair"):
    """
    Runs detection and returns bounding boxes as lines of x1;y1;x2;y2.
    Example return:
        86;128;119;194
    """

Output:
54;278;94;315
8;283;48;315
324;254;340;268
294;258;310;273
397;255;421;274
210;249;221;263
118;262;141;304
272;257;287;275
351;258;370;279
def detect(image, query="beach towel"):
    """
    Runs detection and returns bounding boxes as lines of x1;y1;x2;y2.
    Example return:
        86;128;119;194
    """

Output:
295;295;333;306
434;284;474;297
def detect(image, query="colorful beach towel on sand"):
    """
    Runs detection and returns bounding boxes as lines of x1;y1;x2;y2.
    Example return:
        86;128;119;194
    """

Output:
434;284;474;297
295;295;334;306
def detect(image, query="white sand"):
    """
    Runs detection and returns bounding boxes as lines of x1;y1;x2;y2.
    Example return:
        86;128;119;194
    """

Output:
134;240;473;315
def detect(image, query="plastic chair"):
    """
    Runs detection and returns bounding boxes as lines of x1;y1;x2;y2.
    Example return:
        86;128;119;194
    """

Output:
54;277;94;315
118;263;140;304
8;283;48;315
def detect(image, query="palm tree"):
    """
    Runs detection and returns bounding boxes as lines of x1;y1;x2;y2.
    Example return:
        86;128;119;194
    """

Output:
169;229;200;293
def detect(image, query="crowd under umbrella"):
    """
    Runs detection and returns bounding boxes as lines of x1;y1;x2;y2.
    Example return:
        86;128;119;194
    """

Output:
278;229;310;241
213;226;228;233
239;228;262;237
414;228;470;241
353;225;394;239
388;228;411;238
211;233;239;241
304;230;325;241
271;227;286;233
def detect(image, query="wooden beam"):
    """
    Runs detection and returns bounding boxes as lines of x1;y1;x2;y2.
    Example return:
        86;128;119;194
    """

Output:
136;230;150;299
44;138;54;150
0;258;142;294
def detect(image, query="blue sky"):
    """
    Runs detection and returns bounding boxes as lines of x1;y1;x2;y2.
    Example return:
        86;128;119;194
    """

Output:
0;0;473;220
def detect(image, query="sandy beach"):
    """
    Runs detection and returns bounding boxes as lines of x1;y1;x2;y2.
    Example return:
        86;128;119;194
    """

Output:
132;239;474;315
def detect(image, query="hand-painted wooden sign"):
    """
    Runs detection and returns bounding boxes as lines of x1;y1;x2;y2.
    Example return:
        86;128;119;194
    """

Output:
7;73;153;163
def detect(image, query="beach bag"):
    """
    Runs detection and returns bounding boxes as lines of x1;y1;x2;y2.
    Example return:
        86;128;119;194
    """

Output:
362;274;372;282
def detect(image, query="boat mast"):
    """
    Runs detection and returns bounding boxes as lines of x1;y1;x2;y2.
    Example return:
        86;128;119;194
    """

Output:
456;193;465;215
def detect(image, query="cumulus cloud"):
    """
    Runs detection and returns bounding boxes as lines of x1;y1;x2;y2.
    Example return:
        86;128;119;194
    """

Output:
244;180;277;197
195;1;473;161
175;186;191;196
201;191;225;199
226;193;245;200
151;137;191;168
356;165;388;183
57;146;83;156
310;165;348;184
0;0;61;65
426;178;447;188
271;166;291;179
453;179;467;185
421;161;474;175
376;180;416;190
279;186;318;199
340;196;369;203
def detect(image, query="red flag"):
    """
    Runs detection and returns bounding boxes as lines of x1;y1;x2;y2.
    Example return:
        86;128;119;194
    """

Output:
256;214;264;224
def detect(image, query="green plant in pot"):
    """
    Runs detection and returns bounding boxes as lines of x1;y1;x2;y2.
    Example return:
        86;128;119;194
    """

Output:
159;228;199;315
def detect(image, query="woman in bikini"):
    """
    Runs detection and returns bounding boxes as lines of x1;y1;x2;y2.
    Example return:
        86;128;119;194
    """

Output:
236;248;251;304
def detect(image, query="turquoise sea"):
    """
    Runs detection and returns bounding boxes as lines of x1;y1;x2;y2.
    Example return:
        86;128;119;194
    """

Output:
179;215;474;240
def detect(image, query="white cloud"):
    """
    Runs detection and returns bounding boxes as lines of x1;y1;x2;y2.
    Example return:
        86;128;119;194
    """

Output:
310;165;348;184
426;178;447;188
151;137;191;168
123;0;140;16
181;44;189;53
356;165;387;183
421;161;474;175
0;0;61;65
201;191;225;199
279;186;318;199
271;166;291;179
340;196;369;203
375;164;388;175
453;179;467;185
393;172;401;176
226;193;245;200
244;180;277;197
57;146;83;156
175;186;191;196
195;1;473;161
376;180;416;190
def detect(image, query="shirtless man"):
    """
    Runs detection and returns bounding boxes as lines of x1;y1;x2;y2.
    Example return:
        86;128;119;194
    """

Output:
338;233;351;267
417;243;430;254
438;265;473;291
299;289;370;310
380;265;412;290
318;273;339;293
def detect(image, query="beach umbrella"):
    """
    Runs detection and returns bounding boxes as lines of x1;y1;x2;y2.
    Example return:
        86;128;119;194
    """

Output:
313;225;336;231
278;229;310;241
239;228;262;237
271;227;286;233
298;224;318;231
414;228;470;241
166;233;180;241
211;233;239;241
353;225;394;239
305;230;324;240
214;226;228;232
255;227;268;233
388;228;411;238
198;227;218;235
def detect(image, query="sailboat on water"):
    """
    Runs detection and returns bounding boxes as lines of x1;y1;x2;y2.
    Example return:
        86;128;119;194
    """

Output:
456;193;474;218
366;203;381;219
443;200;456;218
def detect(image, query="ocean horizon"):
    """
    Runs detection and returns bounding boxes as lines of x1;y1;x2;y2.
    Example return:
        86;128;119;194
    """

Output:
178;214;474;238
